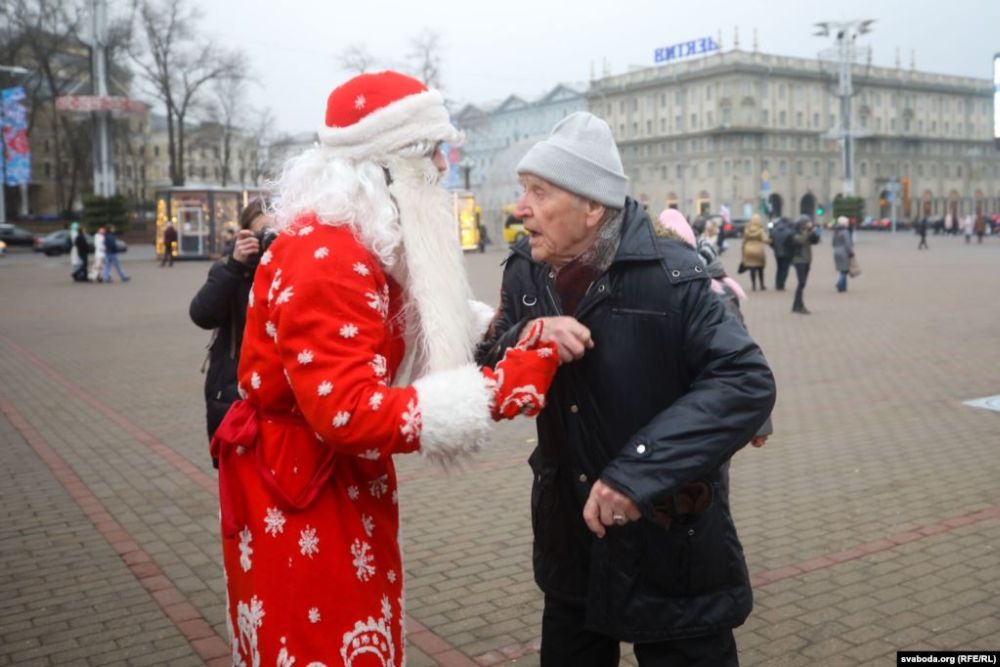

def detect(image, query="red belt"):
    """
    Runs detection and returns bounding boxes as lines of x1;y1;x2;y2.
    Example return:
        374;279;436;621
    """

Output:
210;400;337;538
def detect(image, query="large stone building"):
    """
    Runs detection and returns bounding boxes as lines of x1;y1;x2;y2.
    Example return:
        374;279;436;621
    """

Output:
453;83;587;233
590;48;1000;221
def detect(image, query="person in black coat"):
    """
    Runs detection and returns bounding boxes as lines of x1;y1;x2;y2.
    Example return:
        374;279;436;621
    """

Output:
477;113;776;666
189;200;271;459
72;227;90;282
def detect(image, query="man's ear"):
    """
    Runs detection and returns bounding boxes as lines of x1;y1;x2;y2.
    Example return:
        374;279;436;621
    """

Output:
584;201;606;229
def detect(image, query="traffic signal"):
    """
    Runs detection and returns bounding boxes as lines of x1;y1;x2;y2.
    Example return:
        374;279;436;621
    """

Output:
816;204;825;216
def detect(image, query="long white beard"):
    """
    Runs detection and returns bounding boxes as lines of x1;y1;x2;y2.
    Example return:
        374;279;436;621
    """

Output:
383;156;477;383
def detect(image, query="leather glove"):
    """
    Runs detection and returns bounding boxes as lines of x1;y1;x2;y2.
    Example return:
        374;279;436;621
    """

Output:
481;319;559;420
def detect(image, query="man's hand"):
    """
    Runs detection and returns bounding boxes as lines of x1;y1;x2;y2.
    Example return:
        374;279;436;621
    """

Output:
232;229;260;265
750;435;768;448
582;480;641;538
527;316;593;364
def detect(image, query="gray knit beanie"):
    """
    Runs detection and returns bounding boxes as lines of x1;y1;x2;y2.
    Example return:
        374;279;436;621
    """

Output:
516;112;628;208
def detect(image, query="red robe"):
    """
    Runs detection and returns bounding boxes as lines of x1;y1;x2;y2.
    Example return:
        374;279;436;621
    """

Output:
220;214;422;666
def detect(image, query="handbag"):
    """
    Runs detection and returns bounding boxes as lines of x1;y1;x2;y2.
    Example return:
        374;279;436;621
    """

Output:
848;254;861;277
737;261;747;274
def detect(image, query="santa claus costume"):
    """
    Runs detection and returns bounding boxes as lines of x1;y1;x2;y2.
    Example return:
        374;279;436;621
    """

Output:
210;71;558;666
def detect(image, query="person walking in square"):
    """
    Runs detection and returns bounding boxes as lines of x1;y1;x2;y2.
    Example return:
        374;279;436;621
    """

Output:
161;222;178;267
832;216;854;292
917;215;929;250
740;214;769;291
791;216;820;314
102;225;129;283
89;226;106;282
769;216;794;290
71;223;90;282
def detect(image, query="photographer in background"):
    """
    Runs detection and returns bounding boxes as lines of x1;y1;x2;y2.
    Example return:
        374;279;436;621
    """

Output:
189;199;273;461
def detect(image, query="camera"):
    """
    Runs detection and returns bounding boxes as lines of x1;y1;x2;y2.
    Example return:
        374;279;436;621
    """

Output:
255;228;277;255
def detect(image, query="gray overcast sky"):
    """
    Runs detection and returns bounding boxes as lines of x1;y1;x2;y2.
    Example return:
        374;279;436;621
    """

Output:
190;0;997;135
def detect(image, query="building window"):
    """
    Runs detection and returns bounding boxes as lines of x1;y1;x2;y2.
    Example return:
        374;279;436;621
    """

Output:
632;122;638;137
619;100;626;113
724;160;731;176
813;161;820;176
675;116;682;131
44;162;51;177
632;98;639;112
707;161;714;177
779;111;787;126
796;112;803;128
744;159;752;175
813;113;820;128
957;165;962;178
690;113;697;129
761;109;769;125
707;111;714;126
692;164;699;178
794;84;803;100
660;118;667;132
860;162;867;176
722;108;731;124
676;164;683;178
779;84;786;99
890;119;896;132
646;120;652;134
917;163;924;177
154;145;160;157
780;160;787;175
796;160;803;176
706;85;713;100
661;165;668;179
660;93;666;107
676;89;684;105
619;123;625;136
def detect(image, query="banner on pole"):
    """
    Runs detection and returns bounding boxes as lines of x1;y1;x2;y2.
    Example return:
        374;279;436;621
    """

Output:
2;86;30;186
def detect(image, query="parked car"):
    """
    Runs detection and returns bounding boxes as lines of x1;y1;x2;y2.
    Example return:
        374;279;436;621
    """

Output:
0;223;38;247
34;229;127;256
726;218;749;238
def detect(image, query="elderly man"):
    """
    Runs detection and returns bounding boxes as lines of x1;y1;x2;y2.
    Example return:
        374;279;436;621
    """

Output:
477;112;776;666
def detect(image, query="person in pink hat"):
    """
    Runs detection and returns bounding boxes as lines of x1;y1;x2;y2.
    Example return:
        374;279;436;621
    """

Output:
211;71;561;666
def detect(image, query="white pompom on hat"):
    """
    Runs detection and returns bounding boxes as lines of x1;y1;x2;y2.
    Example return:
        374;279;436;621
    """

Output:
317;70;462;160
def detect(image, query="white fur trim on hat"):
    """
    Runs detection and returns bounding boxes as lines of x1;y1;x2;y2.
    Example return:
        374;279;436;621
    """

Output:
413;363;492;465
318;89;462;160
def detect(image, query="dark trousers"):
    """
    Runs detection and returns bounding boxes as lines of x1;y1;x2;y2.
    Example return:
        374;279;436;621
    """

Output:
161;249;174;266
774;256;791;290
540;595;739;667
792;262;810;311
918;233;928;249
749;267;765;290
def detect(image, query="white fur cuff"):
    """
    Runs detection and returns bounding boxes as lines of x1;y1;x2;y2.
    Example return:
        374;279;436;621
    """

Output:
469;299;497;340
413;363;493;464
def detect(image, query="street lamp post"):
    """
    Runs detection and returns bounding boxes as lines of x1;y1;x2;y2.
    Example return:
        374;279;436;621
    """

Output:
459;157;474;191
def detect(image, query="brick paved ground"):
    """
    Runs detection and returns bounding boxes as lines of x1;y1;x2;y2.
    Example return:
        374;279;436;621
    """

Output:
0;230;997;666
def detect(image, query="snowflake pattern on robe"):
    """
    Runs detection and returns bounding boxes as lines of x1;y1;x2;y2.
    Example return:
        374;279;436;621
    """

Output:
387;569;397;584
365;286;389;320
369;354;387;378
236;595;264;667
297;225;314;236
250;372;261;390
318;381;333;397
260;249;272;266
332;411;351;428
368;392;384;411
297;349;314;365
358;448;380;461
264;507;286;537
350;539;376;582
265;321;277;342
381;595;393;623
354;94;366;110
368;475;389;499
299;526;320;558
314;246;329;259
308;607;321;624
347;485;360;501
239;526;253;572
361;514;375;537
267;269;283;305
400;399;421;443
275;286;294;306
340;323;359;339
353;262;370;276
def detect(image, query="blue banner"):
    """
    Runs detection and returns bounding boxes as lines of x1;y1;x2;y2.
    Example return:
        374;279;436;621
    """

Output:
654;37;720;64
2;86;31;186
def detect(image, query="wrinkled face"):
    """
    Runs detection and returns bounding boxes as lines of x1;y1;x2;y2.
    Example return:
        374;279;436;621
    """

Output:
514;174;604;268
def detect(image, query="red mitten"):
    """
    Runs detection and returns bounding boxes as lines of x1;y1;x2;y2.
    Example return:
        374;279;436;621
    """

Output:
482;320;559;420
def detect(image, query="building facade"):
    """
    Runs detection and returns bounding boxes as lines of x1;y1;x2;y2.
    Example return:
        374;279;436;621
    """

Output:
590;48;1000;221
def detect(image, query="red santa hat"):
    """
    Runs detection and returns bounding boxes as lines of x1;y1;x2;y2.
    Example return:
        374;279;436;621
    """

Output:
317;70;462;159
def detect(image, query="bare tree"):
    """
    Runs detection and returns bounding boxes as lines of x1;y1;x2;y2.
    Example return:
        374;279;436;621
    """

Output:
131;0;241;186
246;107;275;186
205;62;250;187
407;28;443;90
338;43;376;74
